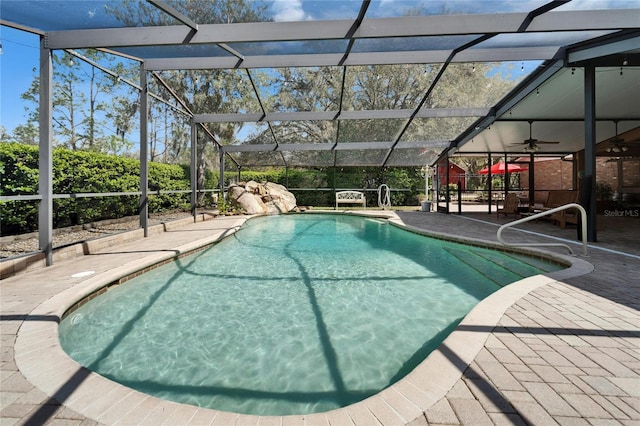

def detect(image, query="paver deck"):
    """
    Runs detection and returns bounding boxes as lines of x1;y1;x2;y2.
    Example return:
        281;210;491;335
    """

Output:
1;211;639;425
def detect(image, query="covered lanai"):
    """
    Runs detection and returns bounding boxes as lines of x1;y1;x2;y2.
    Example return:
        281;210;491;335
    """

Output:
1;0;639;265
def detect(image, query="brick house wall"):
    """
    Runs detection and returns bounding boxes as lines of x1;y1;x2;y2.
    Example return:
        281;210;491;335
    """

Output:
519;157;632;204
618;159;640;206
520;158;575;204
620;159;640;189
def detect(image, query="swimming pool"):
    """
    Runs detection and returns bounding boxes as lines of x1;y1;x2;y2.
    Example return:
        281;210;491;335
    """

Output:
59;213;562;416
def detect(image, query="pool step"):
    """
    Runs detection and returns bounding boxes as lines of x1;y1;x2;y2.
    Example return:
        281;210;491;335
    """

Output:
443;247;538;287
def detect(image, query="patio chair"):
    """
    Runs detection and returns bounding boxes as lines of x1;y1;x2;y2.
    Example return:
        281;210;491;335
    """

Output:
497;193;520;218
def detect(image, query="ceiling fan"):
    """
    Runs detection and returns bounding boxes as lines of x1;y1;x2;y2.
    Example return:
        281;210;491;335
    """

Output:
605;121;640;153
511;120;560;152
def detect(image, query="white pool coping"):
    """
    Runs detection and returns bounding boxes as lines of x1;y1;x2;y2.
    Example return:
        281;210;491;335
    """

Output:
14;212;594;425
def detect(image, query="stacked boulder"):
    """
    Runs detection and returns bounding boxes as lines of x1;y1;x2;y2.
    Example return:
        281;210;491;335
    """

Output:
228;181;297;215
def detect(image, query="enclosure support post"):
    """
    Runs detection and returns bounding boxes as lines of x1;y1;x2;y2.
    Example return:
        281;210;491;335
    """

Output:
487;153;492;214
435;162;440;211
583;64;597;242
139;62;149;237
332;152;337;209
219;148;225;203
528;153;535;208
445;156;450;213
38;39;53;266
285;165;289;188
424;166;429;199
190;122;197;222
504;153;509;198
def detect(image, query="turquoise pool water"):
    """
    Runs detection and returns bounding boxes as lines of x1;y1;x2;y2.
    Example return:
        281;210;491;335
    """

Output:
59;214;561;415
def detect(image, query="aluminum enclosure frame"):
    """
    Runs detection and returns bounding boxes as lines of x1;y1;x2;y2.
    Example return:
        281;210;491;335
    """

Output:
2;0;639;264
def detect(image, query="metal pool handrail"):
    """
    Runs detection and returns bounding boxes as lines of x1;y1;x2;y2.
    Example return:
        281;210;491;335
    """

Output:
497;203;588;256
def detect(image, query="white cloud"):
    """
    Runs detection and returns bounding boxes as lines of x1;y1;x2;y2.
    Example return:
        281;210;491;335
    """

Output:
271;0;311;22
556;0;640;10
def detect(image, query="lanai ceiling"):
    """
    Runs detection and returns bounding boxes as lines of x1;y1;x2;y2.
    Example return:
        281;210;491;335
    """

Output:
455;59;640;157
1;0;639;167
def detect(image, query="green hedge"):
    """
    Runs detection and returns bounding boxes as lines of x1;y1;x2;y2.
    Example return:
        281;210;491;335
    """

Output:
1;143;425;235
0;144;40;234
1;143;192;234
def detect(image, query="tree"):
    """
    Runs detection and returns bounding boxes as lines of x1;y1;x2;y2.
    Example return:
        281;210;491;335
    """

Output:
0;126;12;143
255;60;517;168
104;2;518;176
20;50;138;153
53;52;85;150
19;68;43;145
80;52;108;150
11;123;39;145
106;0;272;202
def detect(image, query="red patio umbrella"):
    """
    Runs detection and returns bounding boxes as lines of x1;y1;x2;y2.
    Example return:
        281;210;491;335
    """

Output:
478;162;528;175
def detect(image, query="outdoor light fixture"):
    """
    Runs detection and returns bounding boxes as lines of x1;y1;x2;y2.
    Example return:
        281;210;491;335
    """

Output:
606;145;629;153
607;120;630;154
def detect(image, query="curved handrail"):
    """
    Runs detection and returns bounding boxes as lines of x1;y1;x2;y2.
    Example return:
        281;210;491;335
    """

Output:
497;203;588;256
377;184;391;209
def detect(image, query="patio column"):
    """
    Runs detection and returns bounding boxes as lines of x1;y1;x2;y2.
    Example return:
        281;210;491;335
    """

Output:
445;156;450;213
139;62;149;237
332;151;337;209
38;39;53;266
219;147;225;203
487;153;492;213
528;153;535;208
190;122;197;221
583;64;597;242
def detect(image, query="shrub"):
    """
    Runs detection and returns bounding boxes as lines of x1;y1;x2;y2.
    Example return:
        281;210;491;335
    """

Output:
0;144;191;234
1;143;426;234
0;143;39;234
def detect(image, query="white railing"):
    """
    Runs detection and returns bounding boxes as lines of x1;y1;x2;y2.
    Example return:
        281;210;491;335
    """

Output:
497;203;588;256
377;184;391;209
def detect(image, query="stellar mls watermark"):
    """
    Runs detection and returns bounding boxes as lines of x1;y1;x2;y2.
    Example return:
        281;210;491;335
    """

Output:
604;209;639;217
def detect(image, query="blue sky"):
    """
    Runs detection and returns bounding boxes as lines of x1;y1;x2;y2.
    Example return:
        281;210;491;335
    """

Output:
0;27;40;134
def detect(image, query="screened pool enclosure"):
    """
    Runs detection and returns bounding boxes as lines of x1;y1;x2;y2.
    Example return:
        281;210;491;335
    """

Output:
1;0;639;263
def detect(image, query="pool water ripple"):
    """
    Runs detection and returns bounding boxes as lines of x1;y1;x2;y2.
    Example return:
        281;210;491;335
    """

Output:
59;214;561;415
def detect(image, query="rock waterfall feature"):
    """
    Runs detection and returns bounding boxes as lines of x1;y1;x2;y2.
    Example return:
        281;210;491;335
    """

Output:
228;181;297;215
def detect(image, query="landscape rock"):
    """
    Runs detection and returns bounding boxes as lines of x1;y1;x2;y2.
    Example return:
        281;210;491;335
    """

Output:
229;184;267;214
228;181;297;215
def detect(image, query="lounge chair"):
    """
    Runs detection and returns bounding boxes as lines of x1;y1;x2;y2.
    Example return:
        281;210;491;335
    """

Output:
497;193;520;218
532;190;578;228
